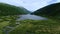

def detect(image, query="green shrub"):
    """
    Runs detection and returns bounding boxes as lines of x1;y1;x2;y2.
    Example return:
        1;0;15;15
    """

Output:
9;19;60;34
0;30;3;34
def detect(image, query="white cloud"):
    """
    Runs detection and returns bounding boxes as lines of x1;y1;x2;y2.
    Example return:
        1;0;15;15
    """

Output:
57;0;60;2
0;0;60;12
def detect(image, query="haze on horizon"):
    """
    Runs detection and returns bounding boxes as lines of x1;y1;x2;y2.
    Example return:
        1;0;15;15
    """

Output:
0;0;60;12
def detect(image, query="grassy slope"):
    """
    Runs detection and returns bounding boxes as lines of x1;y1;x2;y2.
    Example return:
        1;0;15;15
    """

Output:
9;19;60;34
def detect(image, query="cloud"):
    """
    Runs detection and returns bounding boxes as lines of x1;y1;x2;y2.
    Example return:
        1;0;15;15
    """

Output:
48;0;60;4
19;0;52;11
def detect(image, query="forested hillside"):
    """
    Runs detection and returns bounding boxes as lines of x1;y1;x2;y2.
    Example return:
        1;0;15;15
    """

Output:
31;3;60;20
0;3;30;16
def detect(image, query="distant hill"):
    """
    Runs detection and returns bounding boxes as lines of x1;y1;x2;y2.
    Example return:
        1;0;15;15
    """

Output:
0;3;30;16
31;3;60;19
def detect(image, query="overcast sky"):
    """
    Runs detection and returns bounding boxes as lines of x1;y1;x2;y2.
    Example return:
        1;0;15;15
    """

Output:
0;0;60;12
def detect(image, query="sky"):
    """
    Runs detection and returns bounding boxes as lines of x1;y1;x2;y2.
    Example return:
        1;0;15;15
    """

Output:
0;0;60;12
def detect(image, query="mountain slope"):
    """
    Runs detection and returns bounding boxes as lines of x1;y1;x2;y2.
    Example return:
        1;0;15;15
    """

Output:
0;3;30;16
31;3;60;19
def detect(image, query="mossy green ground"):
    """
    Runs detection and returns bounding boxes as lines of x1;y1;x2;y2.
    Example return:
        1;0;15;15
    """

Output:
0;16;60;34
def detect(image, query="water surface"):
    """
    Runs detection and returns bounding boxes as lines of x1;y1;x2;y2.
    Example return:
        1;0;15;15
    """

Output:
17;14;47;20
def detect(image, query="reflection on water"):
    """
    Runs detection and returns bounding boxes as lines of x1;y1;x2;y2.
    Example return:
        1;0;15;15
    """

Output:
17;14;47;20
